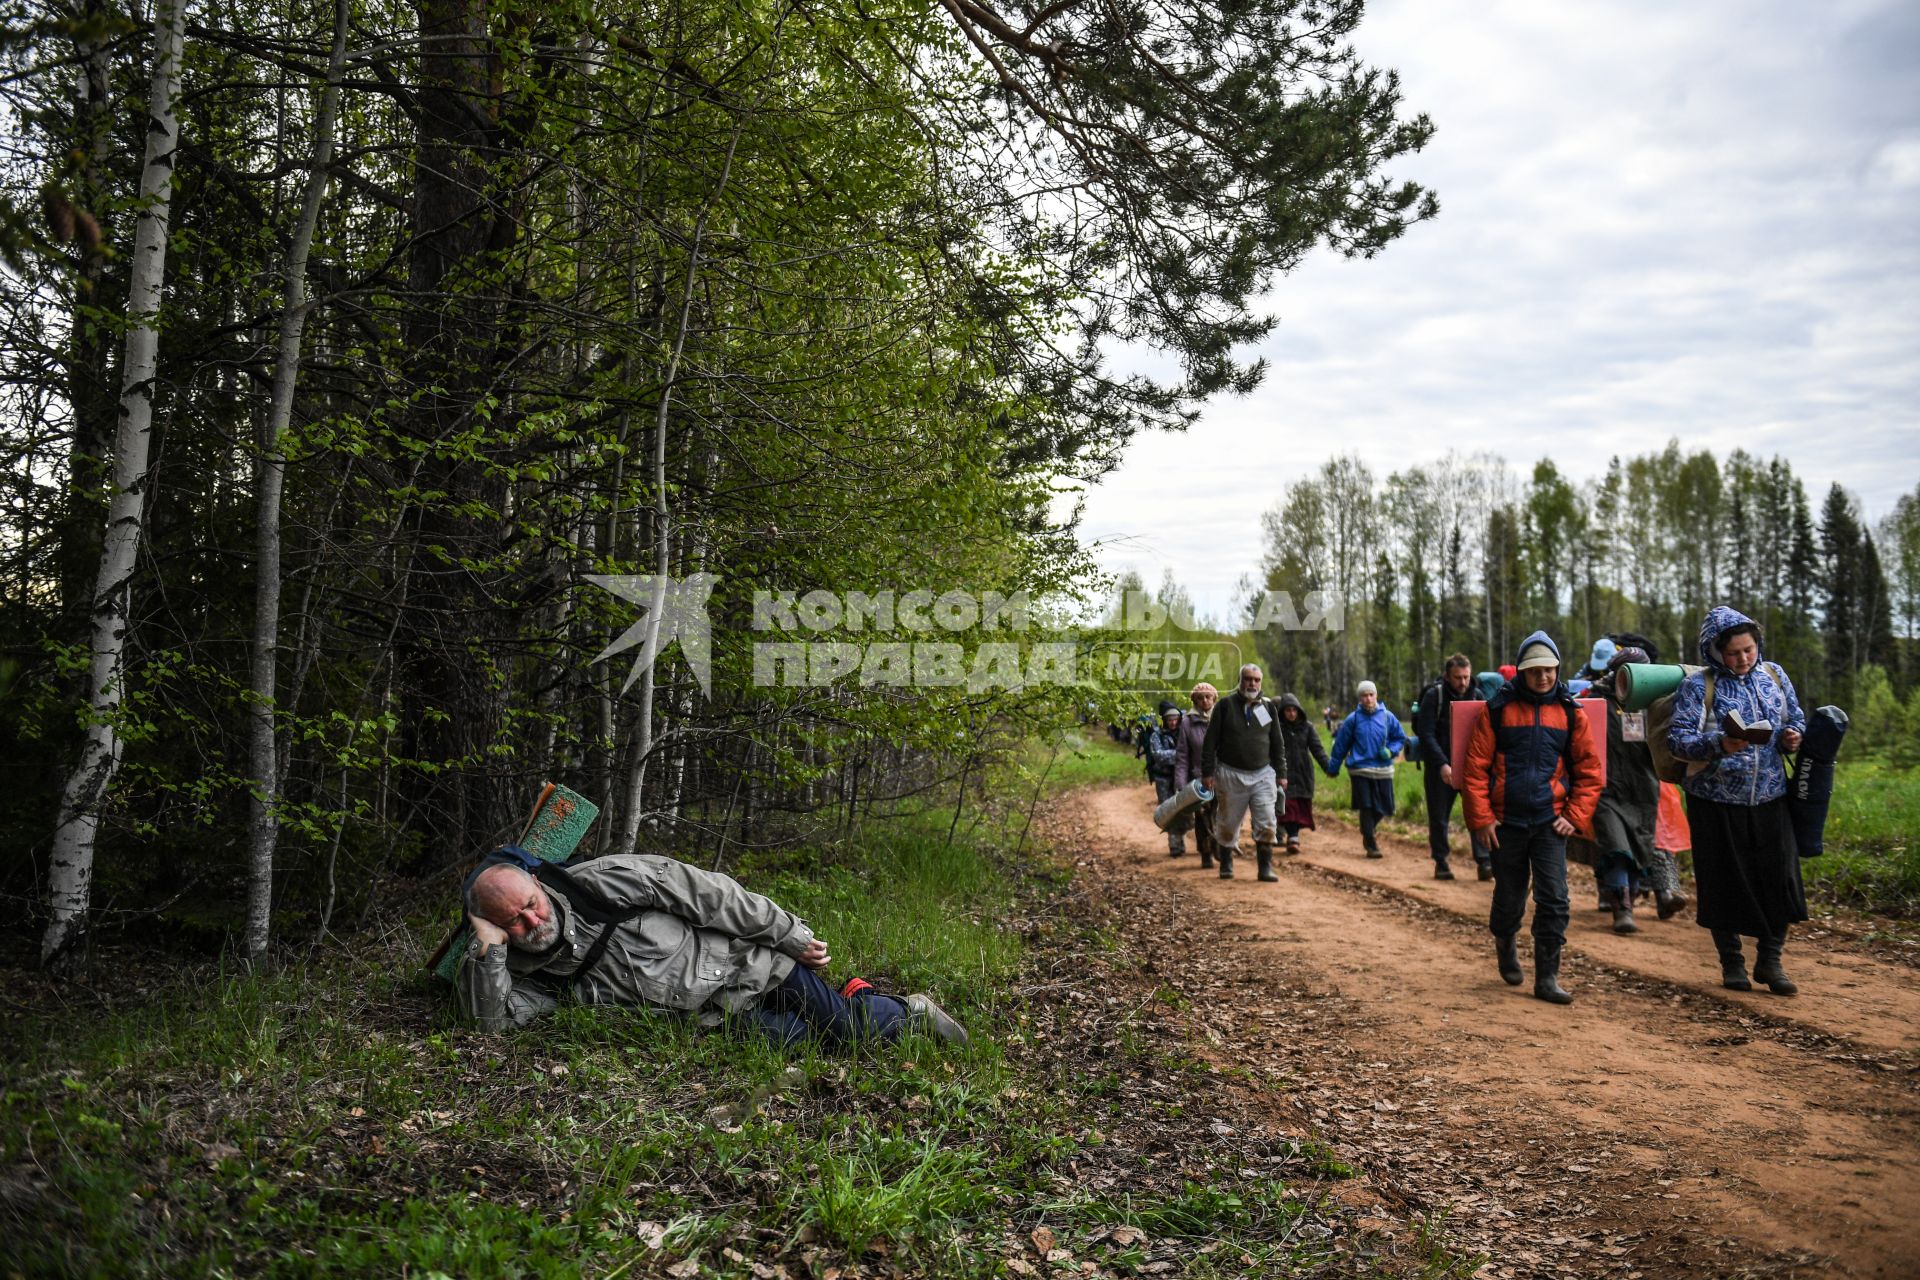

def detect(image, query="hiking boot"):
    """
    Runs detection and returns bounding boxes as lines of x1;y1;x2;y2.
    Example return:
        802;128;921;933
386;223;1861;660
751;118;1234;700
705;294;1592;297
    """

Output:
1285;835;1301;855
1610;901;1638;934
903;993;971;1046
1533;943;1573;1005
1476;861;1493;882
1718;947;1753;992
1656;891;1689;921
1363;841;1383;859
1256;843;1278;882
1217;848;1234;879
1433;859;1455;881
1495;935;1523;987
1753;941;1797;996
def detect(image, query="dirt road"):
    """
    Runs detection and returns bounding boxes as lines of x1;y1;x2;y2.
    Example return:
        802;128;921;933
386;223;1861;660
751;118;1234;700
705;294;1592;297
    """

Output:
1062;781;1920;1278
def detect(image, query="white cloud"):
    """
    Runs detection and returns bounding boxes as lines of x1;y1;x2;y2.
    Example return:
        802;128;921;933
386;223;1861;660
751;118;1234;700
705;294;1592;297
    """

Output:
1073;0;1920;619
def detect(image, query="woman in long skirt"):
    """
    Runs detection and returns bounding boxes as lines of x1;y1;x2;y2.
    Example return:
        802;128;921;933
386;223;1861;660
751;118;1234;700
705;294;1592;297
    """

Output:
1665;606;1807;994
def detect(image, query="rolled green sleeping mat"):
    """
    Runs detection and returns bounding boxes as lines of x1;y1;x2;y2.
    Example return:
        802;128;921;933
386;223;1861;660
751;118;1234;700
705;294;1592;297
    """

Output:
1616;663;1701;712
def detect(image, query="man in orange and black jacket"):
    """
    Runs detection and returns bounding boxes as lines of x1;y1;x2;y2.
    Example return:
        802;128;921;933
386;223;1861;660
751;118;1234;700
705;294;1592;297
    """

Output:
1462;630;1604;1005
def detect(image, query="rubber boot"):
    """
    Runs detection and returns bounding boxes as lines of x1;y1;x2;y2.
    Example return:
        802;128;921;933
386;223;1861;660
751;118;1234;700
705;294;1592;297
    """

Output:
1433;858;1455;881
1533;942;1573;1005
1256;842;1278;882
1476;860;1493;882
1656;891;1689;920
1753;936;1797;996
1495;934;1523;986
1196;819;1215;869
1715;932;1752;991
1610;899;1638;934
1217;847;1234;879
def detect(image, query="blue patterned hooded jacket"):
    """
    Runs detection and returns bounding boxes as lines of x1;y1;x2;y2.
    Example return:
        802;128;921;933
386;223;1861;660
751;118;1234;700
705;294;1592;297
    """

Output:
1666;605;1805;805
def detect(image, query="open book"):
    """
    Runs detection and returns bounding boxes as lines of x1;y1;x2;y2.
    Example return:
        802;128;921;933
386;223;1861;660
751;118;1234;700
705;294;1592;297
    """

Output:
1721;709;1774;745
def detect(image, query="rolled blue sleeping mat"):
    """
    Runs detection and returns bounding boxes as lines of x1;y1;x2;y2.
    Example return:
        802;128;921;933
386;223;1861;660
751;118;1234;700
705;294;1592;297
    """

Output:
1788;705;1849;858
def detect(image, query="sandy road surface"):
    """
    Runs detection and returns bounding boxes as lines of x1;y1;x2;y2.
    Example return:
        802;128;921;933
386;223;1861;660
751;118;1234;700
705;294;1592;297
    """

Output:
1068;782;1920;1277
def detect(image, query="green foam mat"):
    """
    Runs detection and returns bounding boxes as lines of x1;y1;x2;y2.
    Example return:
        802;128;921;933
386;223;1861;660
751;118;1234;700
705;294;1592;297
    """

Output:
1618;663;1702;712
430;783;601;983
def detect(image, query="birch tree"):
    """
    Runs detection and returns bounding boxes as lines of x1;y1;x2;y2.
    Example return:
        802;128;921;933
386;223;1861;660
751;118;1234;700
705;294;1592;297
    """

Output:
43;0;187;969
243;0;350;964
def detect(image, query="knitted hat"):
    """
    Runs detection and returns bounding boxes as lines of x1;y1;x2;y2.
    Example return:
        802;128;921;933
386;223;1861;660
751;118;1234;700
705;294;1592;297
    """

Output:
1516;642;1558;671
1606;646;1650;671
1357;680;1377;696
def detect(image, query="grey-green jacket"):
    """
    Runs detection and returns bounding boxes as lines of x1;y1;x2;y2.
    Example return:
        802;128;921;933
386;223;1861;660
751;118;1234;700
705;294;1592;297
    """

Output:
456;854;817;1031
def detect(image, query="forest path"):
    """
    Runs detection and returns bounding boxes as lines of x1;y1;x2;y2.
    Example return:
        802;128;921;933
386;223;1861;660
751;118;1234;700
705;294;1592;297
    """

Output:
1056;781;1920;1277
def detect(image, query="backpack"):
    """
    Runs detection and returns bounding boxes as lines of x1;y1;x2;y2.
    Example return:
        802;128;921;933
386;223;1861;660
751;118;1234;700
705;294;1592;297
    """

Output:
434;843;646;991
1645;663;1784;784
1148;729;1178;776
1410;681;1445;766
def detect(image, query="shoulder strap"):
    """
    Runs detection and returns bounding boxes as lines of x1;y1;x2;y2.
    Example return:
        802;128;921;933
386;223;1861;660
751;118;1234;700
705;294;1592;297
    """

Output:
527;860;648;990
1764;662;1784;690
1698;671;1716;731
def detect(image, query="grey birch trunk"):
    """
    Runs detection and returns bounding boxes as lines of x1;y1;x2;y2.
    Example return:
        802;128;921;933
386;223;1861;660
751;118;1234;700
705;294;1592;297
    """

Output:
242;0;350;964
617;117;753;855
42;0;187;969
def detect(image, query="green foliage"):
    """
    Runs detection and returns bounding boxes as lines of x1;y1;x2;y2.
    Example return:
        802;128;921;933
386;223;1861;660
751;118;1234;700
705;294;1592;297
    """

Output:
1802;756;1920;916
1849;664;1904;758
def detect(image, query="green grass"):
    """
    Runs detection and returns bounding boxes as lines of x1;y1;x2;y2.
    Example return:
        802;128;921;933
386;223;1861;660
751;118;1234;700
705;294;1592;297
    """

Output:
1801;755;1920;915
0;732;1428;1279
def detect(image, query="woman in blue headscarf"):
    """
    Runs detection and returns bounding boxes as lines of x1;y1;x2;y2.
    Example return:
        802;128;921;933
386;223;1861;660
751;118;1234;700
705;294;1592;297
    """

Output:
1666;606;1806;995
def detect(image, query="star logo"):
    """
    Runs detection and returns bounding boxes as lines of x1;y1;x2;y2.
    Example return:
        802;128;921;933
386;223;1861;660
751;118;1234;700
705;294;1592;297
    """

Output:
585;573;717;697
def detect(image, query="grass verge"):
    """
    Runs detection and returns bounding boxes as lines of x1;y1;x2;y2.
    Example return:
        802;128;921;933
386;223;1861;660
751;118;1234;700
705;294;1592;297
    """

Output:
0;730;1459;1278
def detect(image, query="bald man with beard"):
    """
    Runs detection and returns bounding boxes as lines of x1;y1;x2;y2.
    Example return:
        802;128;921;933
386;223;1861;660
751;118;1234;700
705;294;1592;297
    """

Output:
458;853;967;1048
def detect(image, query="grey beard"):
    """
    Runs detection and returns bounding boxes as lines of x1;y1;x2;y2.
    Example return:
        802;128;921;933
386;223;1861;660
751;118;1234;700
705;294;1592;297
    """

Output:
515;912;561;952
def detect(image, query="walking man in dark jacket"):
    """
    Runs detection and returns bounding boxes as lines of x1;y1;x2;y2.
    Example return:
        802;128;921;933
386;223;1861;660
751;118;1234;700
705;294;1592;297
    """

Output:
1173;682;1219;867
1415;653;1490;882
1201;664;1288;882
1142;703;1185;856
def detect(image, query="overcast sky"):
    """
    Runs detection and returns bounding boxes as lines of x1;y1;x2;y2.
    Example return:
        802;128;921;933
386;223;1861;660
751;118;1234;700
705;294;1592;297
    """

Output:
1070;0;1920;623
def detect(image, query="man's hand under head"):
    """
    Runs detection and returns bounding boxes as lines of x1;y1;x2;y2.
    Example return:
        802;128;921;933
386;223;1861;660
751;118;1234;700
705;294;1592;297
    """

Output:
796;939;831;970
469;913;508;955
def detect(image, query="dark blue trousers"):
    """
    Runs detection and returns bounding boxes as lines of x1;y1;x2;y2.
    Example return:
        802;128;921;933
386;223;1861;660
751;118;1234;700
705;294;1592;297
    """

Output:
1488;821;1570;945
1424;767;1491;867
742;963;912;1048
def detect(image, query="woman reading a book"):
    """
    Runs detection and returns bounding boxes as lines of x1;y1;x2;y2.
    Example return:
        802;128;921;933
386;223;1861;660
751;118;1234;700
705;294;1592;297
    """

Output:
1666;606;1807;996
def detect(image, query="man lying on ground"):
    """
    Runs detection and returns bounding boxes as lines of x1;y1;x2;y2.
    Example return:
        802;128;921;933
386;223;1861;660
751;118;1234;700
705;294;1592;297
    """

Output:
456;852;969;1049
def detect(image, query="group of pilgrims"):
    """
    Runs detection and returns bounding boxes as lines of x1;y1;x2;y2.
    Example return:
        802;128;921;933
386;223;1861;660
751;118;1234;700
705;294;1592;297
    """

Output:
1134;605;1820;1005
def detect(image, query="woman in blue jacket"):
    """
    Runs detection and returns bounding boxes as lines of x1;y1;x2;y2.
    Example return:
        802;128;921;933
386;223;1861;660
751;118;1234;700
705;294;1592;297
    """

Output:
1667;606;1806;995
1327;680;1408;858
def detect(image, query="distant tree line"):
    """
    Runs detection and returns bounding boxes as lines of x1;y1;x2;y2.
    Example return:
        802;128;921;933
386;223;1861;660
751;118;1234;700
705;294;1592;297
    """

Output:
1250;448;1916;719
